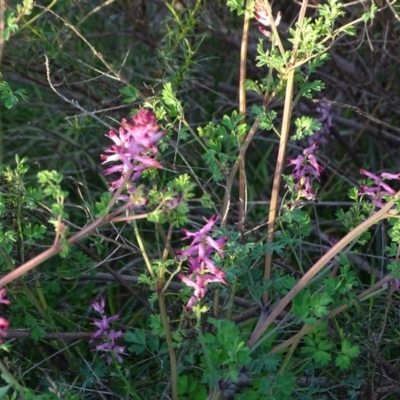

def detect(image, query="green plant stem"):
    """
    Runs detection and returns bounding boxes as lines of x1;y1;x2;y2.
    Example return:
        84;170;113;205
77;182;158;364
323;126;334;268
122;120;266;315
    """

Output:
222;119;260;227
132;217;155;279
112;355;142;400
0;0;4;67
0;359;26;399
237;1;251;232
221;54;285;226
34;271;48;312
161;223;174;261
158;291;178;400
196;317;220;399
156;221;184;399
278;324;309;373
226;281;237;320
17;0;57;33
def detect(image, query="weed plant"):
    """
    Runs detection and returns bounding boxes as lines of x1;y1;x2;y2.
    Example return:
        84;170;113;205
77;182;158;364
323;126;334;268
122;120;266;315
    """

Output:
1;0;400;399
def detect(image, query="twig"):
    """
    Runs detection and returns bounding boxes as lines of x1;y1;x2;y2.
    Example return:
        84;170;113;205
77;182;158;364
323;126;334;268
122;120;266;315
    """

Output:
262;0;309;305
37;5;130;86
237;1;251;232
44;55;115;131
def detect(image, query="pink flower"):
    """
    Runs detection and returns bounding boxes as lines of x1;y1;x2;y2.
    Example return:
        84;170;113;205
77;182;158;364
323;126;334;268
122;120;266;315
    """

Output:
287;142;323;202
101;109;165;195
91;296;105;315
91;314;120;340
180;215;228;257
90;297;125;364
254;0;281;39
94;329;126;364
359;169;400;207
177;216;228;309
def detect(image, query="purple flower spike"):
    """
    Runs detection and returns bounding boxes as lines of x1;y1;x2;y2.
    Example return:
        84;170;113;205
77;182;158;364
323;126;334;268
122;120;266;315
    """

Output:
180;216;228;258
91;314;120;340
90;297;125;364
91;296;105;315
94;328;126;364
101;109;166;199
359;169;400;207
177;216;228;310
286;142;323;203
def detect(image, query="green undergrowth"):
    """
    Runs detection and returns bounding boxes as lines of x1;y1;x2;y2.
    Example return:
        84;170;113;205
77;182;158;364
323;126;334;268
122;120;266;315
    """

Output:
1;0;400;399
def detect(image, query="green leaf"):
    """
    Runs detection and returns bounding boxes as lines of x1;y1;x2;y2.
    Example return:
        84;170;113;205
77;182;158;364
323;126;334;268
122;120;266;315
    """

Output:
388;261;400;279
119;85;139;103
343;26;356;36
149;313;164;336
31;325;46;340
361;3;377;22
298;80;325;99
313;348;332;366
264;354;281;372
0;79;28;108
0;384;11;397
251;105;277;130
177;375;207;400
162;82;182;117
292;116;322;140
274;372;295;397
125;329;147;355
94;192;113;217
335;354;351;369
341;339;360;358
226;0;245;15
0;374;13;386
244;79;262;94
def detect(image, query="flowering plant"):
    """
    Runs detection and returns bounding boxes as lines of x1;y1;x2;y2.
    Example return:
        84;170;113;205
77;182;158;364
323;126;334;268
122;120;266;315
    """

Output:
90;296;126;364
101;109;165;204
177;216;228;309
2;1;399;400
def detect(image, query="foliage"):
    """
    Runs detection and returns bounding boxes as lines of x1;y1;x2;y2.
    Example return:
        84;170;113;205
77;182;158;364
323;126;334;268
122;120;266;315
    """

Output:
1;0;400;399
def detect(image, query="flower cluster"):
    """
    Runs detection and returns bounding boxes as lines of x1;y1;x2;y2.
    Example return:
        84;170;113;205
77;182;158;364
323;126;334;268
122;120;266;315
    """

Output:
101;109;165;201
254;0;282;39
287;142;323;203
177;216;228;310
0;289;10;343
90;297;126;364
359;169;400;208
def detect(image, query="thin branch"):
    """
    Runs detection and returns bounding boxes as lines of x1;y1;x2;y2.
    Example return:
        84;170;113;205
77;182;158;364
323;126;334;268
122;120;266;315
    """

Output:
262;0;309;305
